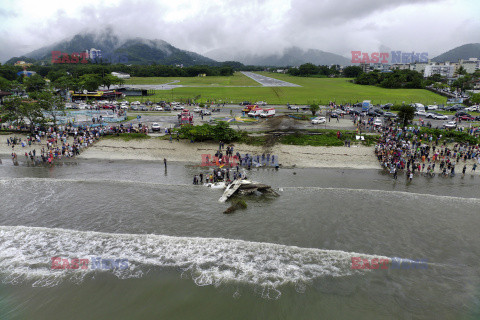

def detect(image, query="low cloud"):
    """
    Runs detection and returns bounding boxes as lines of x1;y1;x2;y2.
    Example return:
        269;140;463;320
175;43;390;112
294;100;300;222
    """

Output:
0;0;479;63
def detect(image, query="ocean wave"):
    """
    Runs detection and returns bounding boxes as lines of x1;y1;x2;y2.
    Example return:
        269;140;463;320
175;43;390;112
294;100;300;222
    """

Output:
0;225;390;297
1;178;479;202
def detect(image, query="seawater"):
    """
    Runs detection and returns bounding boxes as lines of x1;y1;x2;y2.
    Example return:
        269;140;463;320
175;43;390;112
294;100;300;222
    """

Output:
0;158;479;319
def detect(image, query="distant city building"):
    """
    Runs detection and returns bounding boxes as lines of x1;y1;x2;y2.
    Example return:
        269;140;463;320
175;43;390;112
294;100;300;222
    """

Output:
111;72;130;79
410;62;428;74
458;58;479;74
424;63;456;78
14;61;33;67
87;48;102;60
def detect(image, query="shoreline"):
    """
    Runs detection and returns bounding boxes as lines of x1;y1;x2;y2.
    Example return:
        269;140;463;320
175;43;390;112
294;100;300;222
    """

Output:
75;138;381;169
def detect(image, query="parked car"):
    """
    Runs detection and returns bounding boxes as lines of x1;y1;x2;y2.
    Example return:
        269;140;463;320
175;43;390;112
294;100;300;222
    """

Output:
373;118;383;126
454;111;469;117
151;123;161;131
201;109;211;115
384;112;397;118
465;105;479;112
287;105;299;110
193;107;202;113
240;101;251;106
255;101;267;106
381;103;394;110
426;105;438;110
459;114;475;121
138;105;148;111
415;110;427;117
443;121;457;129
311;116;326;124
260;108;275;118
154;106;163;111
163;105;171;111
426;112;448;120
173;105;184;110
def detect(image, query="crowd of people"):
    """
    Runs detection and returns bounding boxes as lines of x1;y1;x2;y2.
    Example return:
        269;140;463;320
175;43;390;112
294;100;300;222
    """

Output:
375;125;480;180
193;165;248;185
6;125;105;165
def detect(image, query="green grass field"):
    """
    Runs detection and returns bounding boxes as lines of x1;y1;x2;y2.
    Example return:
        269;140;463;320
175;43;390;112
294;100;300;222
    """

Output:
124;72;260;87
124;72;447;105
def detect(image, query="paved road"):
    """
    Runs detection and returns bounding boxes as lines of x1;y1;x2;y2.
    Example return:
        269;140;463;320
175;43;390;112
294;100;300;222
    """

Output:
240;72;301;87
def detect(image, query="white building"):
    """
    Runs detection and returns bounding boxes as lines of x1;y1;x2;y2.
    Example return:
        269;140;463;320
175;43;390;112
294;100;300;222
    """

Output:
87;48;102;60
410;62;428;74
111;72;130;79
424;63;456;78
459;58;479;74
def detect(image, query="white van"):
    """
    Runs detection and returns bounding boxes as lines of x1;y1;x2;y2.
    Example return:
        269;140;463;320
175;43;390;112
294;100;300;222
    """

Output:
260;108;275;118
247;108;263;117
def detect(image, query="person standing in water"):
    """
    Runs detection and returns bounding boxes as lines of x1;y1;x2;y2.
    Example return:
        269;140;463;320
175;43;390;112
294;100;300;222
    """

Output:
164;158;167;169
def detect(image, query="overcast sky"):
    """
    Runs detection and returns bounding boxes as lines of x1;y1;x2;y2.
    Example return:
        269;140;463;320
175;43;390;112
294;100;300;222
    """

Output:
1;0;479;63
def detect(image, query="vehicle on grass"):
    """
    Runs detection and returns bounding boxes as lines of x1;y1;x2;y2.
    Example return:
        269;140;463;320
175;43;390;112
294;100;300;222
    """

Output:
260;108;275;118
443;121;457;129
465;105;479;112
426;105;438;110
151;123;161;131
381;103;394;110
311;116;326;124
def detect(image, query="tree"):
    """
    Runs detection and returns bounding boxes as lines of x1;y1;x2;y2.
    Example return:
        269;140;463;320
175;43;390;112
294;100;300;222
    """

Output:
53;75;79;91
343;66;363;78
309;104;320;116
79;74;102;91
23;74;46;92
0;76;11;91
470;93;480;105
455;66;467;77
30;90;65;127
397;106;415;127
102;74;124;89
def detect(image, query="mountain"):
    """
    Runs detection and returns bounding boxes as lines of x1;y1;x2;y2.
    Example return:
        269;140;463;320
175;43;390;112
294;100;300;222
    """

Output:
206;46;351;66
432;43;480;62
12;29;217;66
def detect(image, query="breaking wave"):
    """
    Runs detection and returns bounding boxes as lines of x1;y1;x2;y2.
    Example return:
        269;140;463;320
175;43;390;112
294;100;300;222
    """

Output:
0;225;389;297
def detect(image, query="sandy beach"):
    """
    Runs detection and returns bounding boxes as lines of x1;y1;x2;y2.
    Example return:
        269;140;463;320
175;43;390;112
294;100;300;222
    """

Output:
76;137;380;169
